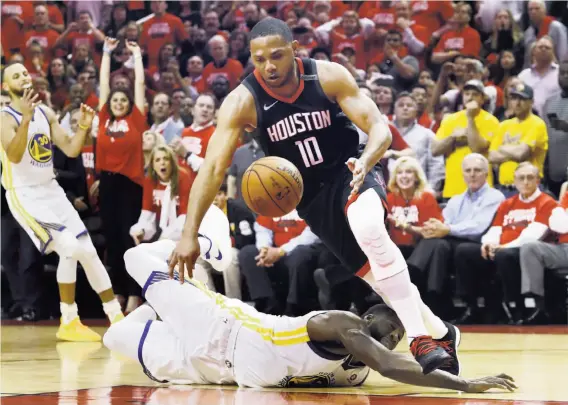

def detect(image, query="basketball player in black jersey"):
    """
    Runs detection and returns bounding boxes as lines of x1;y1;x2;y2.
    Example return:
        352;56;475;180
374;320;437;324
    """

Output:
169;18;460;376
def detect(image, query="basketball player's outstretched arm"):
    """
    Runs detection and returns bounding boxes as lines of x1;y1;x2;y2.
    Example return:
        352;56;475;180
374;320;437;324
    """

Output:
169;87;253;281
317;61;392;195
45;104;96;158
1;89;39;163
308;312;517;393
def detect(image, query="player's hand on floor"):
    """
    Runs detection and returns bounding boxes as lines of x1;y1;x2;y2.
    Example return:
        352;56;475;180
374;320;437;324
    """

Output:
168;235;200;284
346;158;366;199
464;373;517;393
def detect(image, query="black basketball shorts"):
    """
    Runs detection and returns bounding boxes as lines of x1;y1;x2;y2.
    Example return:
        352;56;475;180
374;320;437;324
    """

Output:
297;164;388;279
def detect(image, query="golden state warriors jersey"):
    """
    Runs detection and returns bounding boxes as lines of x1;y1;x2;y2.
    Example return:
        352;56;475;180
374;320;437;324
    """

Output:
0;106;55;189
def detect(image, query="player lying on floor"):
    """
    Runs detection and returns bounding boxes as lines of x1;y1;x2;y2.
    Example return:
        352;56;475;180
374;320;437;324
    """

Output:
103;205;516;392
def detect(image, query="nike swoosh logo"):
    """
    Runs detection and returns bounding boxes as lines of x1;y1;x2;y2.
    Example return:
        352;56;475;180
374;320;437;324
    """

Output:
198;232;222;261
264;101;278;110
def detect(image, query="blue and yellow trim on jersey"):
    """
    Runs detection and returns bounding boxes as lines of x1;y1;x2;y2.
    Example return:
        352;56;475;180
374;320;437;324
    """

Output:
142;271;310;346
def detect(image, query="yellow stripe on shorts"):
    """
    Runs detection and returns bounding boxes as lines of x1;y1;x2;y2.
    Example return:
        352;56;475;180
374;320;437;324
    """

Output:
188;278;310;346
0;152;50;242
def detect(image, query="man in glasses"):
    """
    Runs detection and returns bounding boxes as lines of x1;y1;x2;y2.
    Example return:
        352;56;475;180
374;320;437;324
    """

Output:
453;162;557;324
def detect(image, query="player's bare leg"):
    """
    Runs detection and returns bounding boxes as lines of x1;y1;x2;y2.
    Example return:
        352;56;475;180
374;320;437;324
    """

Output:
347;189;458;374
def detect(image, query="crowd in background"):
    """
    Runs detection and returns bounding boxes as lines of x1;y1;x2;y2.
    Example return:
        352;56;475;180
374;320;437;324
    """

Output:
1;0;568;325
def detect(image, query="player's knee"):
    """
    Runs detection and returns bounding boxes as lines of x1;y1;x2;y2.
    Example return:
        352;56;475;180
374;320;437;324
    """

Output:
77;235;98;260
103;322;123;351
520;241;540;256
123;246;141;277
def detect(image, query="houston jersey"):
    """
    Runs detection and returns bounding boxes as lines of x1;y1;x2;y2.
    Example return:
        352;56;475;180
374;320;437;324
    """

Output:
242;58;360;207
0;106;55;189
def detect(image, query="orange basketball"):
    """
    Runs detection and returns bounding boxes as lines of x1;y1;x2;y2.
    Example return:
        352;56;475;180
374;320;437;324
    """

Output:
242;157;304;217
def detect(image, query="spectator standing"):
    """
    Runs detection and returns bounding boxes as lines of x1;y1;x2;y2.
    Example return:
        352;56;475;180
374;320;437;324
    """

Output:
489;83;548;196
523;0;568;68
54;11;105;65
22;5;59;66
431;3;482;66
432;80;499;199
96;38;147;313
518;36;561;116
203;35;244;92
542;60;568;197
172;93;217;172
481;9;524;68
139;1;188;70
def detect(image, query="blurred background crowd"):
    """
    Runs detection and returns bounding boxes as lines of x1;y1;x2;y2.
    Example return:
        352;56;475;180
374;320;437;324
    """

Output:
1;0;568;326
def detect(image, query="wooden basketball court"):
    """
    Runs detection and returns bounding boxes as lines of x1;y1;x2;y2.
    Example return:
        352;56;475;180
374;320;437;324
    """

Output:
1;322;567;404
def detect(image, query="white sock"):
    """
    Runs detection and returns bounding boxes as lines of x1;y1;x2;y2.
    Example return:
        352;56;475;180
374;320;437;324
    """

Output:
411;284;448;339
60;302;79;324
102;299;123;321
375;270;429;342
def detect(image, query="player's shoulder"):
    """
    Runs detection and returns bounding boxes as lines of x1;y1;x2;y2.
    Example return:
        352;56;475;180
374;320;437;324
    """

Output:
219;84;256;123
314;60;358;99
314;59;353;82
0;109;20;127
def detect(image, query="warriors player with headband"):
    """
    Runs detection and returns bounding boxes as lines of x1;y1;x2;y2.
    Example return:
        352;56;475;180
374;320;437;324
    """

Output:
1;63;123;341
169;18;460;375
103;214;516;392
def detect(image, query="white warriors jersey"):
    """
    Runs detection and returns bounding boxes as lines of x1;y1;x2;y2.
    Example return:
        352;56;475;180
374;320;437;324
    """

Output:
0;106;55;189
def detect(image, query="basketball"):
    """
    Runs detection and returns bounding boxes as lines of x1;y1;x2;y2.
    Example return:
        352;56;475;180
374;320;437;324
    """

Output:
241;157;304;217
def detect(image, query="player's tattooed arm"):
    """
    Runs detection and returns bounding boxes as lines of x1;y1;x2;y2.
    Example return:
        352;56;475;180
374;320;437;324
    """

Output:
308;312;516;393
317;60;392;172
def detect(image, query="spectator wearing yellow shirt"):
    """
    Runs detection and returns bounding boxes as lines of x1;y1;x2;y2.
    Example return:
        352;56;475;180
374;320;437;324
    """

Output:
432;80;499;199
488;83;548;197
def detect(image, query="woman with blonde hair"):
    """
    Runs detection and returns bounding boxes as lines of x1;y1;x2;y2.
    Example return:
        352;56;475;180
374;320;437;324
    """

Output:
387;157;443;259
130;145;195;245
481;9;524;69
142;131;165;174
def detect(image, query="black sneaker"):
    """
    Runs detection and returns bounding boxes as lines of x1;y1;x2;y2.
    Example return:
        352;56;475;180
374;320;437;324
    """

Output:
409;335;452;375
434;321;461;376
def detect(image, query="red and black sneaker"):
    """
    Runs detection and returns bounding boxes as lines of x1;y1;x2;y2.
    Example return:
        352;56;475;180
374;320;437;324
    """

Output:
410;335;452;375
434;321;462;376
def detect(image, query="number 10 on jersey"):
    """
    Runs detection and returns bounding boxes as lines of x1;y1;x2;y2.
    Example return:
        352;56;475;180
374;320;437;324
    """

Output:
295;137;323;168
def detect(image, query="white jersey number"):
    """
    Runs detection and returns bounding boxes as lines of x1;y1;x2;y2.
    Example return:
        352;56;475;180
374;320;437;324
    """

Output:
295;137;323;168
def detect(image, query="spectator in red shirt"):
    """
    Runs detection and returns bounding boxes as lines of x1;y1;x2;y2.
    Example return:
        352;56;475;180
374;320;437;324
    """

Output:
23;41;49;80
96;38;148;314
432;2;482;66
139;1;188;70
77;70;99;109
1;1;34;58
22;4;60;64
387;157;443;259
411;0;454;34
172;93;217;172
183;55;207;94
54;11;105;65
203;35;245;92
130;145;194;244
202;10;229;41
